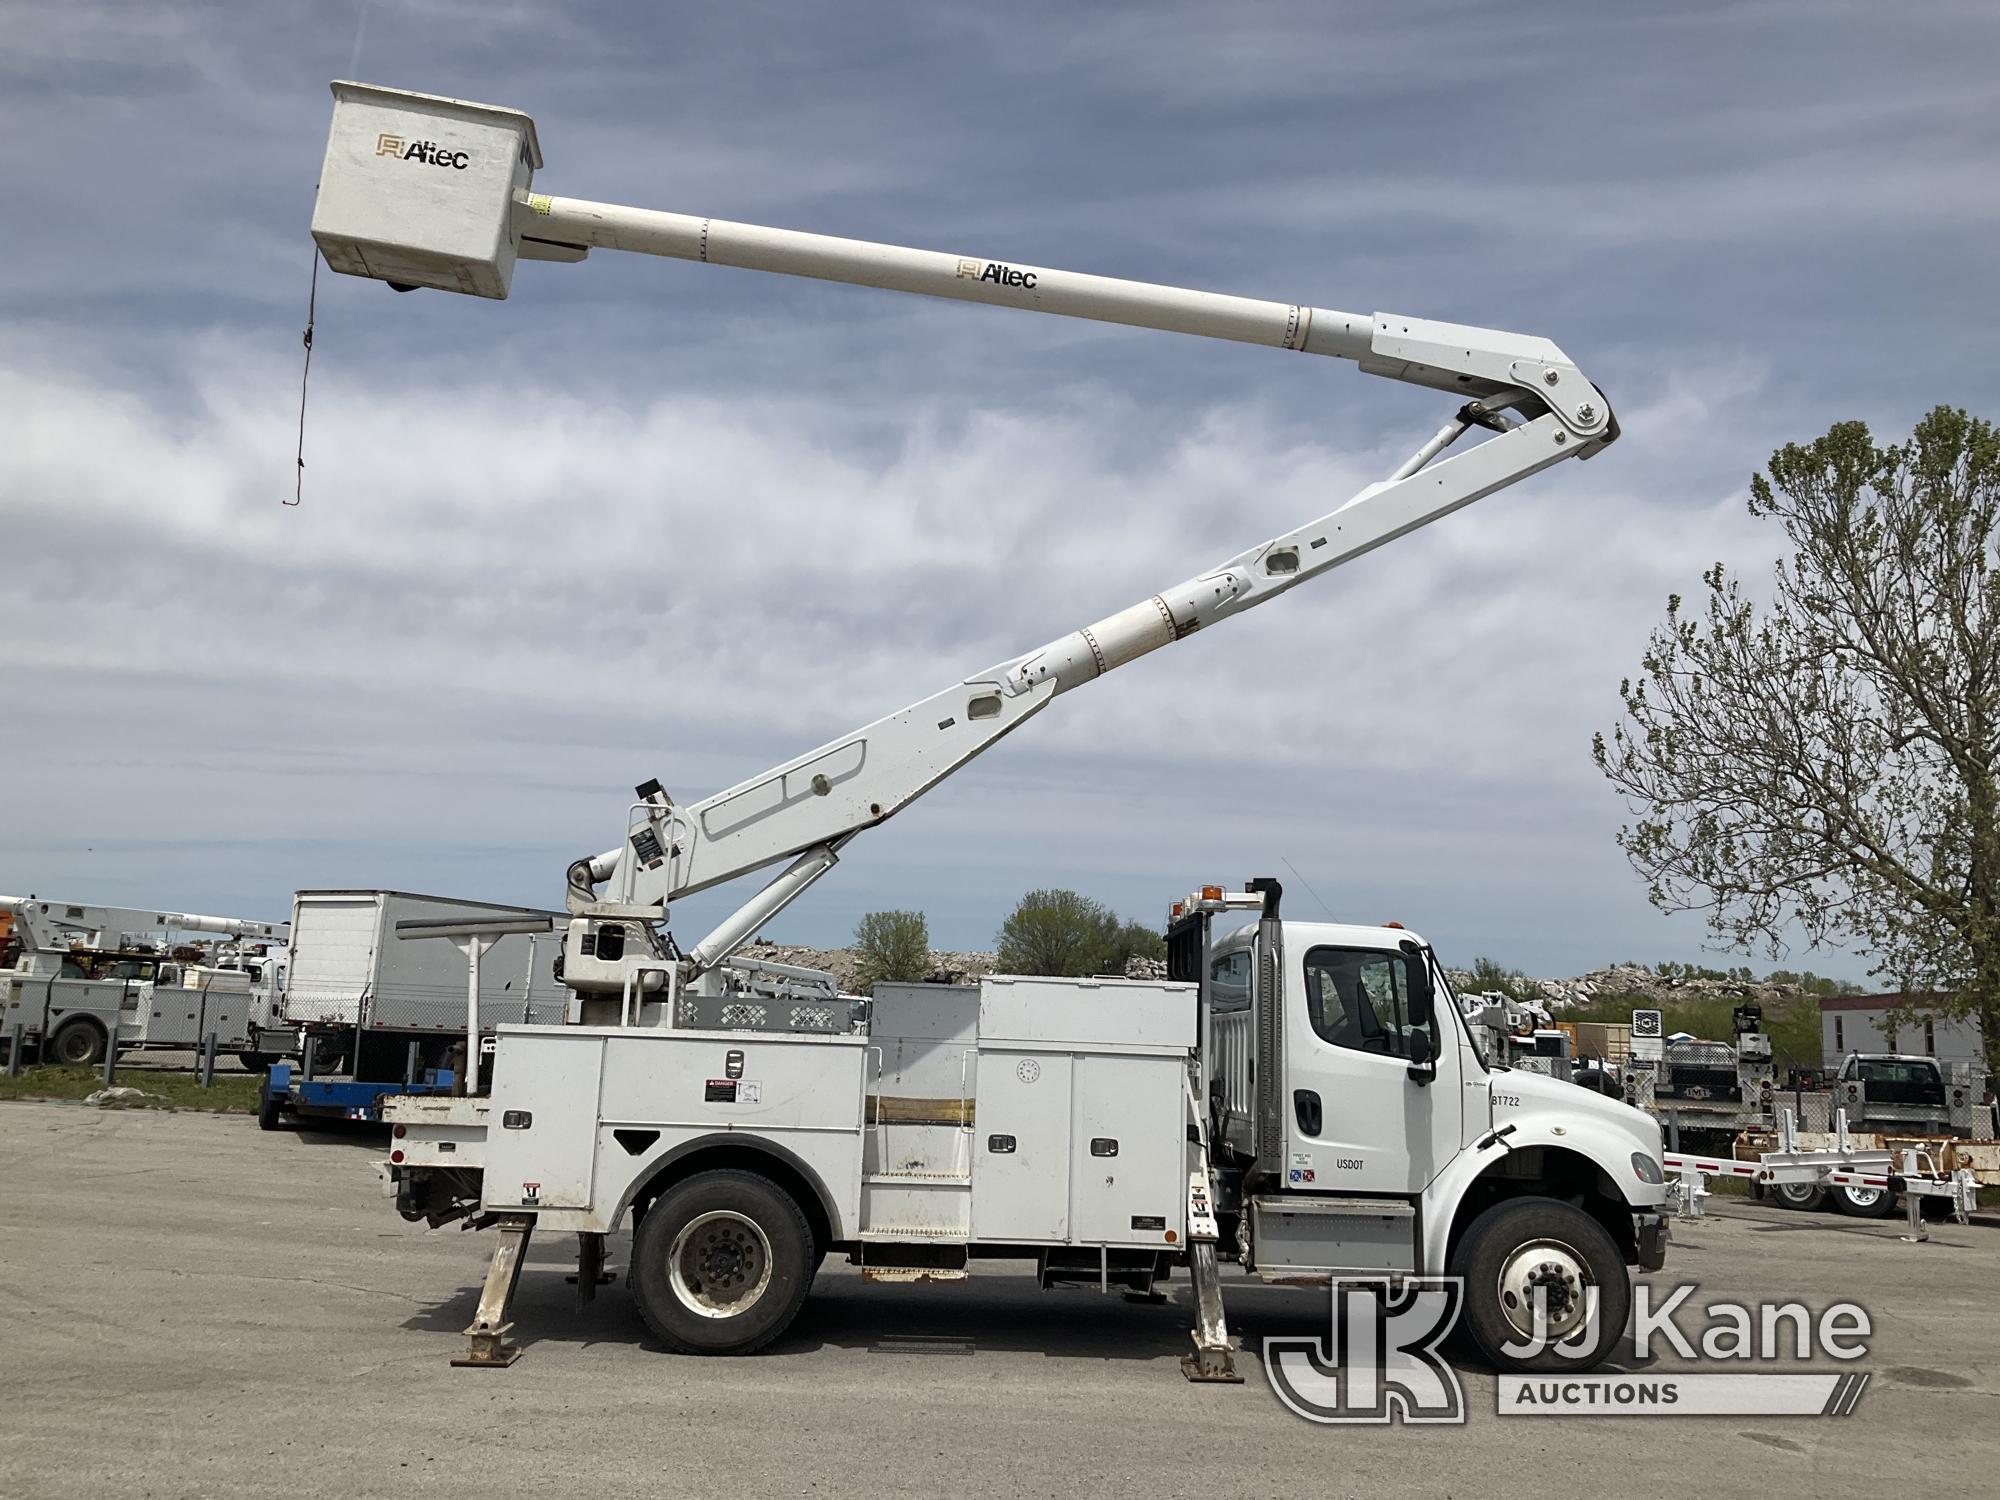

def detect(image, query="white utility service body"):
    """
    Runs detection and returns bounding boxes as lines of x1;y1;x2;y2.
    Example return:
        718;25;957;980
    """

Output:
398;974;1197;1257
0;895;291;1067
310;82;1663;1376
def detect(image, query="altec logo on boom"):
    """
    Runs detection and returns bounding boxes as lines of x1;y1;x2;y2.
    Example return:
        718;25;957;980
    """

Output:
956;257;1038;289
375;133;470;169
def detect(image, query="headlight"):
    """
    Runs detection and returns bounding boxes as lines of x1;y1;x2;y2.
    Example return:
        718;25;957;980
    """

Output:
1632;1151;1665;1185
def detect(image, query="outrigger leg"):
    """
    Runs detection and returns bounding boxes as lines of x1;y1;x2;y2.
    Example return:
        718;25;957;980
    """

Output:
1180;1169;1241;1383
453;1214;534;1368
1182;1241;1241;1382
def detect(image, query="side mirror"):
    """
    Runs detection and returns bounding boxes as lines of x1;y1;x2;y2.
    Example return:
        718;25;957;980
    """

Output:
1406;1028;1435;1085
1404;956;1434;1032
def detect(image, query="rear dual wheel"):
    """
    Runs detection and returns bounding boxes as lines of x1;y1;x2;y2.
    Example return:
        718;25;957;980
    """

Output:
628;1169;817;1355
49;1020;108;1068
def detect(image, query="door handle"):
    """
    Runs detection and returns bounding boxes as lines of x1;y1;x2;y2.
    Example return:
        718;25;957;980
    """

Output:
1293;1089;1322;1137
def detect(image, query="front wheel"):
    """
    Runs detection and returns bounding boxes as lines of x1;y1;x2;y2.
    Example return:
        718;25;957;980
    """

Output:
1449;1197;1632;1373
628;1169;816;1355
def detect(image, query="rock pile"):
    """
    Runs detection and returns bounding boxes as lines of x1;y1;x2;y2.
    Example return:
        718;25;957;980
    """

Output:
749;938;1814;1007
743;937;997;991
1445;963;1812;1012
742;938;1170;989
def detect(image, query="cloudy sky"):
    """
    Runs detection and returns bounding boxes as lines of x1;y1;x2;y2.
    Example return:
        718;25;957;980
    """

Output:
4;2;1996;977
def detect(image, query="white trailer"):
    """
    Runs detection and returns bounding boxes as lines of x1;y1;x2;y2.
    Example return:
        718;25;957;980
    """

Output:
0;895;291;1067
308;83;1661;1376
282;890;566;1045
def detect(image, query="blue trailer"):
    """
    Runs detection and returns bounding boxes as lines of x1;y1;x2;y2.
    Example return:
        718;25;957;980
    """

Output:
256;1057;460;1129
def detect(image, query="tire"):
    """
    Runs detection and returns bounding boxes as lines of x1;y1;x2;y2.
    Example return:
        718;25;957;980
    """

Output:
256;1075;286;1132
628;1169;816;1355
49;1020;107;1068
1833;1182;1897;1218
1772;1182;1828;1213
236;1051;277;1073
1450;1197;1632;1374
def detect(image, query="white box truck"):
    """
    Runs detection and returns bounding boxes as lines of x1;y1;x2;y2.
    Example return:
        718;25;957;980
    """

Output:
260;890;565;1128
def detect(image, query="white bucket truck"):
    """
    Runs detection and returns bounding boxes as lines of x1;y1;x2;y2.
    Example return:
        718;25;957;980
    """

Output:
0;895;291;1068
306;82;1664;1375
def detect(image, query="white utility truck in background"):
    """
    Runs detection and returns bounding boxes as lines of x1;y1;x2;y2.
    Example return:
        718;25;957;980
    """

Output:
0;895;291;1068
309;82;1666;1377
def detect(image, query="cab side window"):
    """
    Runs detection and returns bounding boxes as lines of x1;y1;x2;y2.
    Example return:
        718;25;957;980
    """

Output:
1303;945;1431;1060
1209;950;1251;1013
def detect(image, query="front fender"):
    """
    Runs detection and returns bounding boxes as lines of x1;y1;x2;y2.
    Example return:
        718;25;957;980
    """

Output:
1422;1122;1667;1272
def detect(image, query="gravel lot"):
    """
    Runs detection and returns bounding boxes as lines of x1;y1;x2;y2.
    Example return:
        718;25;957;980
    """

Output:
2;1100;1995;1499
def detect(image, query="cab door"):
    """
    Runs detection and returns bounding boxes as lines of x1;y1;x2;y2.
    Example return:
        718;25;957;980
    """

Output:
1282;942;1461;1196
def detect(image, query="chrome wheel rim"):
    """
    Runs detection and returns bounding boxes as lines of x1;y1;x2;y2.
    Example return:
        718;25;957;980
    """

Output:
668;1210;773;1319
1495;1237;1592;1342
1841;1185;1884;1209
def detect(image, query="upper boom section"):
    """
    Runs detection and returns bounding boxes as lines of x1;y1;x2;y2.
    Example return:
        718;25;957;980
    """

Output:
308;84;1608;436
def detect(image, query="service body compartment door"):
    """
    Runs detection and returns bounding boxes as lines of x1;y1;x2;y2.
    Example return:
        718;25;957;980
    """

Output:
481;1032;604;1210
1069;1053;1185;1246
972;1049;1072;1242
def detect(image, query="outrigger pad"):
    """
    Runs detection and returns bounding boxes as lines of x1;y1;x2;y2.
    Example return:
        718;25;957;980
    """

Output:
453;1322;523;1368
1181;1347;1244;1384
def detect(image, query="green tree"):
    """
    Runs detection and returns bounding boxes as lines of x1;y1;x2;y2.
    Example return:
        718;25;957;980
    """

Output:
1457;957;1534;1003
1595;408;2000;1070
995;889;1120;977
852;909;930;993
1104;919;1166;972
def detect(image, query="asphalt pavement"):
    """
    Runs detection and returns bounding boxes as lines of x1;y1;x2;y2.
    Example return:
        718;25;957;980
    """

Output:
1;1101;1995;1499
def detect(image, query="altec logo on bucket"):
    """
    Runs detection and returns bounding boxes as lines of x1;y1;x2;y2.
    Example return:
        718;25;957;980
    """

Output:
375;133;470;169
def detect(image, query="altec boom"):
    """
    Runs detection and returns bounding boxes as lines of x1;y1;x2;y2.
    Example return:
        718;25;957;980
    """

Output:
310;83;1664;1380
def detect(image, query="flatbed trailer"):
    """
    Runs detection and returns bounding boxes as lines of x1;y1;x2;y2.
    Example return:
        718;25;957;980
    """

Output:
1664;1109;1980;1236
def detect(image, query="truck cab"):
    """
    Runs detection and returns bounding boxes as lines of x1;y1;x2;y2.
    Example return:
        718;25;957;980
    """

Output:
1180;886;1669;1369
